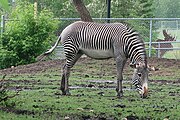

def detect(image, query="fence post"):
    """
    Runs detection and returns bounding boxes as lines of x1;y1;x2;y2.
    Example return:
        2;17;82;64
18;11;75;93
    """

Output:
158;43;160;58
1;15;5;37
107;0;111;23
149;20;153;57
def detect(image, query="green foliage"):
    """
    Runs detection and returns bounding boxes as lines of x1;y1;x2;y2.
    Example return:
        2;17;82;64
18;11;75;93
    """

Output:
0;48;18;69
0;77;9;105
0;0;10;12
0;2;59;69
27;0;78;18
25;0;156;42
0;75;16;107
153;0;180;18
111;0;154;41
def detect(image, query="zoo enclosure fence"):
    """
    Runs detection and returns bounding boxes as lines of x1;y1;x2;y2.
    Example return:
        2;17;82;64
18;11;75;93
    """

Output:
1;16;180;59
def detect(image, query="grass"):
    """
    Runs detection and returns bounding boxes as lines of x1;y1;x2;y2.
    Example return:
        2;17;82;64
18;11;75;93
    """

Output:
163;42;180;59
0;58;180;120
1;84;179;119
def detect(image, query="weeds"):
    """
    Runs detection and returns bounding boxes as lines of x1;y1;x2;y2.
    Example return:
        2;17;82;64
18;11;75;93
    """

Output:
0;74;17;107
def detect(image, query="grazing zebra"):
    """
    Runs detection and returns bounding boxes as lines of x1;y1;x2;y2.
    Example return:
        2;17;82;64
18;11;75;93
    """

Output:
41;21;149;98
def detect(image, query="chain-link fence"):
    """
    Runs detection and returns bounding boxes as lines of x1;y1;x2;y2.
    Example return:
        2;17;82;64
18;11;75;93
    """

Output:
52;18;180;59
1;16;180;59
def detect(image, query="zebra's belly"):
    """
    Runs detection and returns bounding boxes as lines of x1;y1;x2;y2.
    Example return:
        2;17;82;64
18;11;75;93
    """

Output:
80;48;115;59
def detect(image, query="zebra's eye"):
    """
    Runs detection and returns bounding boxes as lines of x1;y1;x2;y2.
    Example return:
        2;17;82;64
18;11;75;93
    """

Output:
138;73;142;77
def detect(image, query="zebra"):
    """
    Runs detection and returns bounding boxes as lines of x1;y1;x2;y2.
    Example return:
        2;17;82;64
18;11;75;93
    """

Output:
40;21;149;98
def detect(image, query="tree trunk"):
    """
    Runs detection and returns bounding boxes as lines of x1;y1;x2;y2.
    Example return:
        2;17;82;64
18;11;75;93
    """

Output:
72;0;93;22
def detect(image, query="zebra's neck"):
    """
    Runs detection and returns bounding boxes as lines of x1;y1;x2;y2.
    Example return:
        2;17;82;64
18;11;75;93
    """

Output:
126;39;147;67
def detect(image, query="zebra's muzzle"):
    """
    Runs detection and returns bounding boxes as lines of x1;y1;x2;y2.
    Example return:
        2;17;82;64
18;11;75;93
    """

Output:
139;84;148;98
142;86;148;98
139;87;148;98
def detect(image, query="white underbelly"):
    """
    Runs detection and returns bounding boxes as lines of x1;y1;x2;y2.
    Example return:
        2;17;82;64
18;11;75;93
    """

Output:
80;48;114;59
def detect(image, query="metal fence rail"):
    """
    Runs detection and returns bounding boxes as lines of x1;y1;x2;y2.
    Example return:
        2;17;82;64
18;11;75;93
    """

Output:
145;41;180;58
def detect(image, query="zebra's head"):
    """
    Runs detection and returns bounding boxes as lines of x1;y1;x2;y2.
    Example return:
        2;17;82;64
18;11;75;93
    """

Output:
130;62;148;98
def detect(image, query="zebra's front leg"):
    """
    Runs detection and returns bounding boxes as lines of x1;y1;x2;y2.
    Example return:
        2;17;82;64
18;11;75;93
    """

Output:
116;57;126;98
61;65;71;95
116;73;123;98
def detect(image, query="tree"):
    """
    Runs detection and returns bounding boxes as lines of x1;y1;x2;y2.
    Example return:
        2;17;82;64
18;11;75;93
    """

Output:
153;0;180;18
0;0;9;11
72;0;93;22
26;0;155;41
165;0;180;18
136;0;154;18
111;0;133;18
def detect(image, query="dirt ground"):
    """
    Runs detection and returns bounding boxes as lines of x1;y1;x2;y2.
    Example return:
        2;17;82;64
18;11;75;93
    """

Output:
0;57;180;84
0;57;180;76
0;57;179;119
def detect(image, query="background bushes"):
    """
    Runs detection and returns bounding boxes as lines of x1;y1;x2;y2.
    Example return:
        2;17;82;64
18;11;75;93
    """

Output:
0;2;59;69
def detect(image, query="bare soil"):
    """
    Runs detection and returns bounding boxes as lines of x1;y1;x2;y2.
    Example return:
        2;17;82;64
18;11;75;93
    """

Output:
0;57;180;86
0;57;180;76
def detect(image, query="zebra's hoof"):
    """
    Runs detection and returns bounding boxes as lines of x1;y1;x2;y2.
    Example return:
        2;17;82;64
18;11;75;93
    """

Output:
141;94;148;99
61;90;71;96
117;92;123;98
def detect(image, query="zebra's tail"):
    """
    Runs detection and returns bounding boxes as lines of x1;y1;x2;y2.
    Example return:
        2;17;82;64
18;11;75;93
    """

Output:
36;36;61;61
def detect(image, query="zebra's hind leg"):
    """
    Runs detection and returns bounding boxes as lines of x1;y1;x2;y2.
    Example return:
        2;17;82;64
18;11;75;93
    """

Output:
61;52;83;95
61;64;71;95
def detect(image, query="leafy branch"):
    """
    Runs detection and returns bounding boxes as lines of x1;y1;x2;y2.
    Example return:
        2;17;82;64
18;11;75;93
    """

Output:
0;74;18;105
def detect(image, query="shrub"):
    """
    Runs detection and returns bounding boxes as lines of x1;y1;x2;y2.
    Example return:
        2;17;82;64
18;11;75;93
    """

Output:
0;2;59;69
0;75;16;107
0;48;18;69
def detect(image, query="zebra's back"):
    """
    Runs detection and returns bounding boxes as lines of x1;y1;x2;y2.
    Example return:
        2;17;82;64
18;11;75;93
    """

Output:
61;21;144;60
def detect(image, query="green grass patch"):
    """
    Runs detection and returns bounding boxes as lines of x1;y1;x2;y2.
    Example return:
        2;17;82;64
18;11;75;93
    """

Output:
0;58;179;119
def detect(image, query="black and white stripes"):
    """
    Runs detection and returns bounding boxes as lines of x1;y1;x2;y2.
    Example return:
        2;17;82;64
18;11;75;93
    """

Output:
44;21;148;97
62;21;147;68
78;22;114;50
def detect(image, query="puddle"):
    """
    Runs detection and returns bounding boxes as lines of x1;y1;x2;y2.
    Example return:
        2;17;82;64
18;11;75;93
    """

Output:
69;86;135;91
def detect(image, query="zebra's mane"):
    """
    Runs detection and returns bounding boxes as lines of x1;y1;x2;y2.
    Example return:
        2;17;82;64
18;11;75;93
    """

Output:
124;25;147;67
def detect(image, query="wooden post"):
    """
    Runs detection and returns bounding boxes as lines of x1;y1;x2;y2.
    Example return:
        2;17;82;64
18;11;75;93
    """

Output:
34;0;37;19
12;0;16;8
1;15;5;37
149;20;153;57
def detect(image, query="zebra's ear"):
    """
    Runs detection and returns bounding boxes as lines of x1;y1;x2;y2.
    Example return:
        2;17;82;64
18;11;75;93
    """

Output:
147;65;159;71
137;63;146;68
130;62;136;68
130;62;145;68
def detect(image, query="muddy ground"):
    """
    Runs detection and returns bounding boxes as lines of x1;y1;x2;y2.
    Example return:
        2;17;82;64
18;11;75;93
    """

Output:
0;57;180;119
0;57;179;73
0;57;180;81
0;57;180;89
